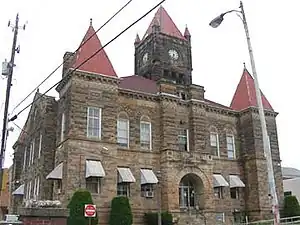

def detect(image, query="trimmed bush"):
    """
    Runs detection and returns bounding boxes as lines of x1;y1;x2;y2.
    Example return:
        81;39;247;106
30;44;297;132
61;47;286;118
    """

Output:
282;195;300;218
144;211;173;225
67;189;98;225
109;196;133;225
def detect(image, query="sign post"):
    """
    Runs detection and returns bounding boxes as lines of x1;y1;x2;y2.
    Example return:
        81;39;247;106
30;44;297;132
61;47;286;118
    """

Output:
84;204;96;225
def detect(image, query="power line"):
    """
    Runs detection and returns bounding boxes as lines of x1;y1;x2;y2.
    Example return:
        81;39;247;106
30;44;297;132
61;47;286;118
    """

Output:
10;0;133;115
9;0;166;122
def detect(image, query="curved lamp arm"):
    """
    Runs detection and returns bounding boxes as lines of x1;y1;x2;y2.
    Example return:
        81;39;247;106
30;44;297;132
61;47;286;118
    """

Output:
209;9;242;28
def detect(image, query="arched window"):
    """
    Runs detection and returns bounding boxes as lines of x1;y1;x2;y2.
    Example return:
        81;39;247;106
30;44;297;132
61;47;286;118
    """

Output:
178;173;204;209
179;178;195;208
140;116;152;150
117;112;129;148
209;127;219;157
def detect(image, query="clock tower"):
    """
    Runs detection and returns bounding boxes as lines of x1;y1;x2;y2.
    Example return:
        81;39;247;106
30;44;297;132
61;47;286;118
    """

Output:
134;6;192;85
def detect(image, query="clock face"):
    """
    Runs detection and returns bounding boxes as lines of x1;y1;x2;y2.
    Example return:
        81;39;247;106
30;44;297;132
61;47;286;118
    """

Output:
168;49;179;60
142;53;149;64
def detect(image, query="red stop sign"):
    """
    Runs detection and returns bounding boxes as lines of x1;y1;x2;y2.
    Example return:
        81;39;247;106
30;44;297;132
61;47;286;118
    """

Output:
85;204;96;217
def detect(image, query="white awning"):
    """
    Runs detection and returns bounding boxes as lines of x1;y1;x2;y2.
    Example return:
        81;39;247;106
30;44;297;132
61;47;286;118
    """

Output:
86;160;106;178
229;175;245;188
141;169;158;184
213;174;229;187
117;167;136;183
12;184;24;195
46;163;63;180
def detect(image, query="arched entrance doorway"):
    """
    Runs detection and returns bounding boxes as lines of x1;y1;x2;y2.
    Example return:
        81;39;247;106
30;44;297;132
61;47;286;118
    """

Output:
179;173;204;209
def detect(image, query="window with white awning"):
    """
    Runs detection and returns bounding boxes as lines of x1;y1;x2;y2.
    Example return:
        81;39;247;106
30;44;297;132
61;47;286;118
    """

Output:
229;175;245;188
85;160;105;194
140;169;158;184
12;184;24;195
213;174;229;199
229;175;245;200
85;160;105;178
213;174;229;187
46;163;63;180
140;169;158;198
117;167;136;197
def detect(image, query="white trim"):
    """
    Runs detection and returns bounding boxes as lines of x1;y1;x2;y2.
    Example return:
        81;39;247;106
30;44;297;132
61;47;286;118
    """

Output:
226;134;236;159
140;121;152;150
60;113;65;143
36;176;40;197
186;129;190;152
87;107;102;139
210;132;220;157
117;118;130;148
23;148;27;171
38;133;42;158
158;92;179;98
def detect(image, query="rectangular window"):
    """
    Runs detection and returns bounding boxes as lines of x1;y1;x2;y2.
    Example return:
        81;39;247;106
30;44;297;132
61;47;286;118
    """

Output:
57;180;62;193
210;132;219;156
23;148;27;171
86;177;101;194
33;178;37;199
61;113;65;143
36;176;40;198
87;107;101;139
227;135;235;159
214;187;223;199
117;119;129;147
30;140;35;164
141;184;154;197
117;183;130;197
230;187;239;199
38;133;42;158
178;129;189;151
140;122;151;150
216;212;225;223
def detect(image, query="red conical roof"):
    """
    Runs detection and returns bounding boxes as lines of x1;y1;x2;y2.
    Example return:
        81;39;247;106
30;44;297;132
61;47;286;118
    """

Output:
143;6;185;40
230;68;273;111
72;19;117;77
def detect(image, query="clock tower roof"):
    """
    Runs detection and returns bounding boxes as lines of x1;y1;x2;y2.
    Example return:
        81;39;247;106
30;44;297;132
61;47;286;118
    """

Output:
143;6;185;40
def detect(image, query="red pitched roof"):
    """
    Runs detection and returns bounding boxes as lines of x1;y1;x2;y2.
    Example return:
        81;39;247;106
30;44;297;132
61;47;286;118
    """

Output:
72;20;117;77
230;68;273;111
119;75;158;94
143;6;185;40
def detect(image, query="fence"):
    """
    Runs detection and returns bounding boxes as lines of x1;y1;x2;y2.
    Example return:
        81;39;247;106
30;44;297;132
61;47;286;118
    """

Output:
237;215;300;225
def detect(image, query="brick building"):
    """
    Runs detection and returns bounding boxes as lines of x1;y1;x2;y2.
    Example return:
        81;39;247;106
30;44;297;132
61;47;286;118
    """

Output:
10;6;283;225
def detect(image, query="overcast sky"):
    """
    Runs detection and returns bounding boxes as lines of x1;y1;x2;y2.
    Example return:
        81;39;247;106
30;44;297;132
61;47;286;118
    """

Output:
0;0;299;169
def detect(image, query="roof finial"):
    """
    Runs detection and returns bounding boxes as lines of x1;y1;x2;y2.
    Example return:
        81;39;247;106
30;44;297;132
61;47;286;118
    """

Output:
90;18;93;26
243;62;246;69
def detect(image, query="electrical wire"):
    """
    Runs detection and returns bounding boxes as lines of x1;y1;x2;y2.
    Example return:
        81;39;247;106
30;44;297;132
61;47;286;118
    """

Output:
8;0;166;122
10;0;133;114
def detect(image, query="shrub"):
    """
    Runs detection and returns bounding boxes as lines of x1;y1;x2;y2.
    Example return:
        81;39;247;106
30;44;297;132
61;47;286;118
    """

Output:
67;189;98;225
109;196;133;225
282;195;300;218
144;211;173;225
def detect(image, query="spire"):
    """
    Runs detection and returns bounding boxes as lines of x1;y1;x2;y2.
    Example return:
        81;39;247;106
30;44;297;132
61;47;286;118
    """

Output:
143;6;185;40
134;33;140;44
230;65;273;111
71;19;117;77
184;25;191;41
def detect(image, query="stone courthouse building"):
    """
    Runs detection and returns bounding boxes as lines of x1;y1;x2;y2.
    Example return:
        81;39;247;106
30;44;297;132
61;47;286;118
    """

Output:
10;6;283;225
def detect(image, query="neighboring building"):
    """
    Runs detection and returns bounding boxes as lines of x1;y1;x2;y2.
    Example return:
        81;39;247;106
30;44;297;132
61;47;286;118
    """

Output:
10;6;284;225
282;167;300;180
10;91;57;213
281;167;300;203
0;168;9;219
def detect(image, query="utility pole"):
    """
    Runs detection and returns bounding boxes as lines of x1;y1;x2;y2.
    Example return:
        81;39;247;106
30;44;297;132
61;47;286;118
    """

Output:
0;14;26;194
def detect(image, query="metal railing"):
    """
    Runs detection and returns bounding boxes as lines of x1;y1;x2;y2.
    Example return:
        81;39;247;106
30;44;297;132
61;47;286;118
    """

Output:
237;215;300;225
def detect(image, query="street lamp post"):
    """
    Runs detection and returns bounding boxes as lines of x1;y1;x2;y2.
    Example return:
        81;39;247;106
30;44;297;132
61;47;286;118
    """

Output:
209;1;280;224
